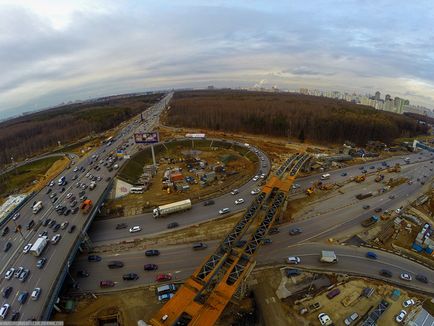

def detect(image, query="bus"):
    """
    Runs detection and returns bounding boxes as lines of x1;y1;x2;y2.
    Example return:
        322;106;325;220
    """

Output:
130;187;144;194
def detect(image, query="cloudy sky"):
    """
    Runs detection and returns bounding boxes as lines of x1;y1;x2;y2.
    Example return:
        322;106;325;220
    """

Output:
1;0;434;119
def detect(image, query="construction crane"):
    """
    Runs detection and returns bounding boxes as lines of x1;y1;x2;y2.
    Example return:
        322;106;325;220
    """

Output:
148;153;311;326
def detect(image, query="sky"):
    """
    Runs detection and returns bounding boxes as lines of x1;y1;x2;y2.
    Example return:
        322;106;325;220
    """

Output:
1;0;434;119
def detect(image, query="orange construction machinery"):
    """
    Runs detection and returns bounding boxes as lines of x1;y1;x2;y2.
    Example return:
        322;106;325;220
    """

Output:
354;175;366;183
148;153;311;326
80;199;93;214
387;163;401;173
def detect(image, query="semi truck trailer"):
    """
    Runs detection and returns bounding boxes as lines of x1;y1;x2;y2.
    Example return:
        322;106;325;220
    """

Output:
153;199;192;218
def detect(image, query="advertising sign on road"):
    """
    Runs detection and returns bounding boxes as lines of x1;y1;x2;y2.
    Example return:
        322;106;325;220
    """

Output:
134;132;159;144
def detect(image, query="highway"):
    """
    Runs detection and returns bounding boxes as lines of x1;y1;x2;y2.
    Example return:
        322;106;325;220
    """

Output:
0;93;172;321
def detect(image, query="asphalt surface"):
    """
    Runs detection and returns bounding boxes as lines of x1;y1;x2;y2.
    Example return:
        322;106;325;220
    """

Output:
0;93;172;321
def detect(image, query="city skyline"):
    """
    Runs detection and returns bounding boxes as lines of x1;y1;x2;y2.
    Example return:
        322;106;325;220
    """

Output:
1;0;434;119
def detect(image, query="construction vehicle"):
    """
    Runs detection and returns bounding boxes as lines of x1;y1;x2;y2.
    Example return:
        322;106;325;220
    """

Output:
152;199;192;218
353;175;366;183
89;181;97;190
320;250;338;263
306;187;314;196
80;199;93;214
149;153;311;326
361;215;379;227
318;183;334;191
387;163;401;173
375;174;385;182
29;237;48;257
356;192;373;200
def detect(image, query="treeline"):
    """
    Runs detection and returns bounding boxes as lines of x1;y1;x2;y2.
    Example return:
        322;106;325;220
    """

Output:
0;93;163;167
167;90;428;145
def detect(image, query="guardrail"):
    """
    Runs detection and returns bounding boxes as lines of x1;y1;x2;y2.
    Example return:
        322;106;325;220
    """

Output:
0;191;37;229
41;180;114;320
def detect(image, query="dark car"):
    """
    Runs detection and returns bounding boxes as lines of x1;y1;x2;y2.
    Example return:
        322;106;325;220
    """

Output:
203;200;215;206
144;264;158;271
268;227;279;235
42;219;50;227
65;209;71;216
26;220;35;230
415;274;428;283
60;187;65;193
88;255;102;262
362;205;370;209
107;261;124;269
379;269;392;278
52;197;58;203
2;286;12;299
167;222;179;229
289;227;303;235
36;258;47;269
327;288;341;299
116;223;127;230
53;223;61;232
48;220;56;228
79;190;85;197
1;226;9;236
18;291;29;304
123;273;139;281
68;225;76;233
46;188;52;194
11;311;20;321
77;270;89;278
3;242;12;252
72;207;79;214
361;169;368;173
286;269;301;277
262;238;272;245
192;242;208;250
374;208;382;213
145;249;160;257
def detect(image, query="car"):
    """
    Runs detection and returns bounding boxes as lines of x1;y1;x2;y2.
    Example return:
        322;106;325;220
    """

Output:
268;227;279;235
0;303;10;319
12;213;20;221
396;310;407;323
19;269;30;282
379;269;392;278
14;267;23;279
145;249;160;257
100;280;115;288
344;312;359;325
31;288;41;301
366;252;378;259
116;223;127;229
287;256;301;264
66;193;73;199
374;207;382;213
285;269;301;277
219;208;230;215
362;205;370;209
26;219;35;230
53;223;61;232
1;226;9;236
327;288;341;299
77;270;89;278
289;227;303;235
167;222;179;229
42;219;50;227
68;225;76;233
400;273;412;281
61;221;69;230
72;207;79;214
46;188;52;194
359;166;364;170
318;313;332;325
51;234;61;244
389;194;396;199
129;226;142;233
144;264;158;271
251;188;261;195
341;172;348;176
2;286;12;299
4;268;14;280
50;193;56;198
88;255;101;262
158;292;174;302
192;242;208;250
235;198;245;205
3;242;12;252
361;169;368;173
403;299;415;308
203;200;215;206
156;274;172;282
48;219;56;228
36;257;47;269
107;261;124;269
230;189;239;195
49;181;55;187
262;238;272;244
123;273;139;281
23;243;32;254
370;166;375;169
10;311;20;321
415;274;428;283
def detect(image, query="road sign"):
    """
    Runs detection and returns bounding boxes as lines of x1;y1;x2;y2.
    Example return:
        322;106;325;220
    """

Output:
134;132;159;144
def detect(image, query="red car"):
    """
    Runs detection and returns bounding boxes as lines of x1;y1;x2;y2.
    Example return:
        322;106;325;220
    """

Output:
100;280;115;288
156;274;172;282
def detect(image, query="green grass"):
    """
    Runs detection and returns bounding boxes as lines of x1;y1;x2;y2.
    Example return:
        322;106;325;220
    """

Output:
0;156;60;195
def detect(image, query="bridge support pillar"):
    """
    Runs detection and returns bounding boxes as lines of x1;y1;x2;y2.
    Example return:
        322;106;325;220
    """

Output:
81;232;94;252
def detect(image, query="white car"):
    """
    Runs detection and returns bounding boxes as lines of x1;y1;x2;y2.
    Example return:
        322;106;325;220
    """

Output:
230;189;239;195
252;176;259;181
66;193;73;199
235;198;245;205
73;167;78;172
400;273;412;281
4;268;14;280
51;234;61;245
260;173;266;179
129;226;141;233
287;256;301;264
251;188;261;195
61;221;69;230
318;312;332;325
403;299;415;308
219;208;230;215
31;287;41;301
23;243;32;254
49;181;55;187
12;213;20;221
395;310;407;323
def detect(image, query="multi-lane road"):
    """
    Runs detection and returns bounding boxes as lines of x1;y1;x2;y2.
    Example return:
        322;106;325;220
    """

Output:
0;93;172;321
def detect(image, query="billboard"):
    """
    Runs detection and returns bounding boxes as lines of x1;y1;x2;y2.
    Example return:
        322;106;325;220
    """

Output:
134;132;159;144
185;133;206;139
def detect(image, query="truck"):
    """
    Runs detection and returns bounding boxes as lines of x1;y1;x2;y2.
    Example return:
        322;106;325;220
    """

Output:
356;192;373;200
58;176;66;186
32;201;43;214
320;250;338;263
80;199;93;214
89;181;96;190
153;199;192;218
29;237;48;256
361;215;379;227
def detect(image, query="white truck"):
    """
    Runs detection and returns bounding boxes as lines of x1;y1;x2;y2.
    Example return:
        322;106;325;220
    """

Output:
32;201;43;214
320;250;338;263
30;237;48;256
153;199;192;218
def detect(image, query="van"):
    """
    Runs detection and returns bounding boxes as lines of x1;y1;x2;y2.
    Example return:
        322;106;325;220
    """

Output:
287;256;301;264
327;288;341;299
157;284;176;295
366;252;378;259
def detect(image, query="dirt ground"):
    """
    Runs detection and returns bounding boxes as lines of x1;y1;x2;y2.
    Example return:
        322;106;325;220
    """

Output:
52;286;162;325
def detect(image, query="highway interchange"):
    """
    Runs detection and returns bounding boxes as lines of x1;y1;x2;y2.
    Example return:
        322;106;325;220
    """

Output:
1;91;434;321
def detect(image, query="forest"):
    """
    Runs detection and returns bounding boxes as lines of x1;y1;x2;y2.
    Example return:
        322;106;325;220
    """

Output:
167;90;429;145
0;93;162;167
